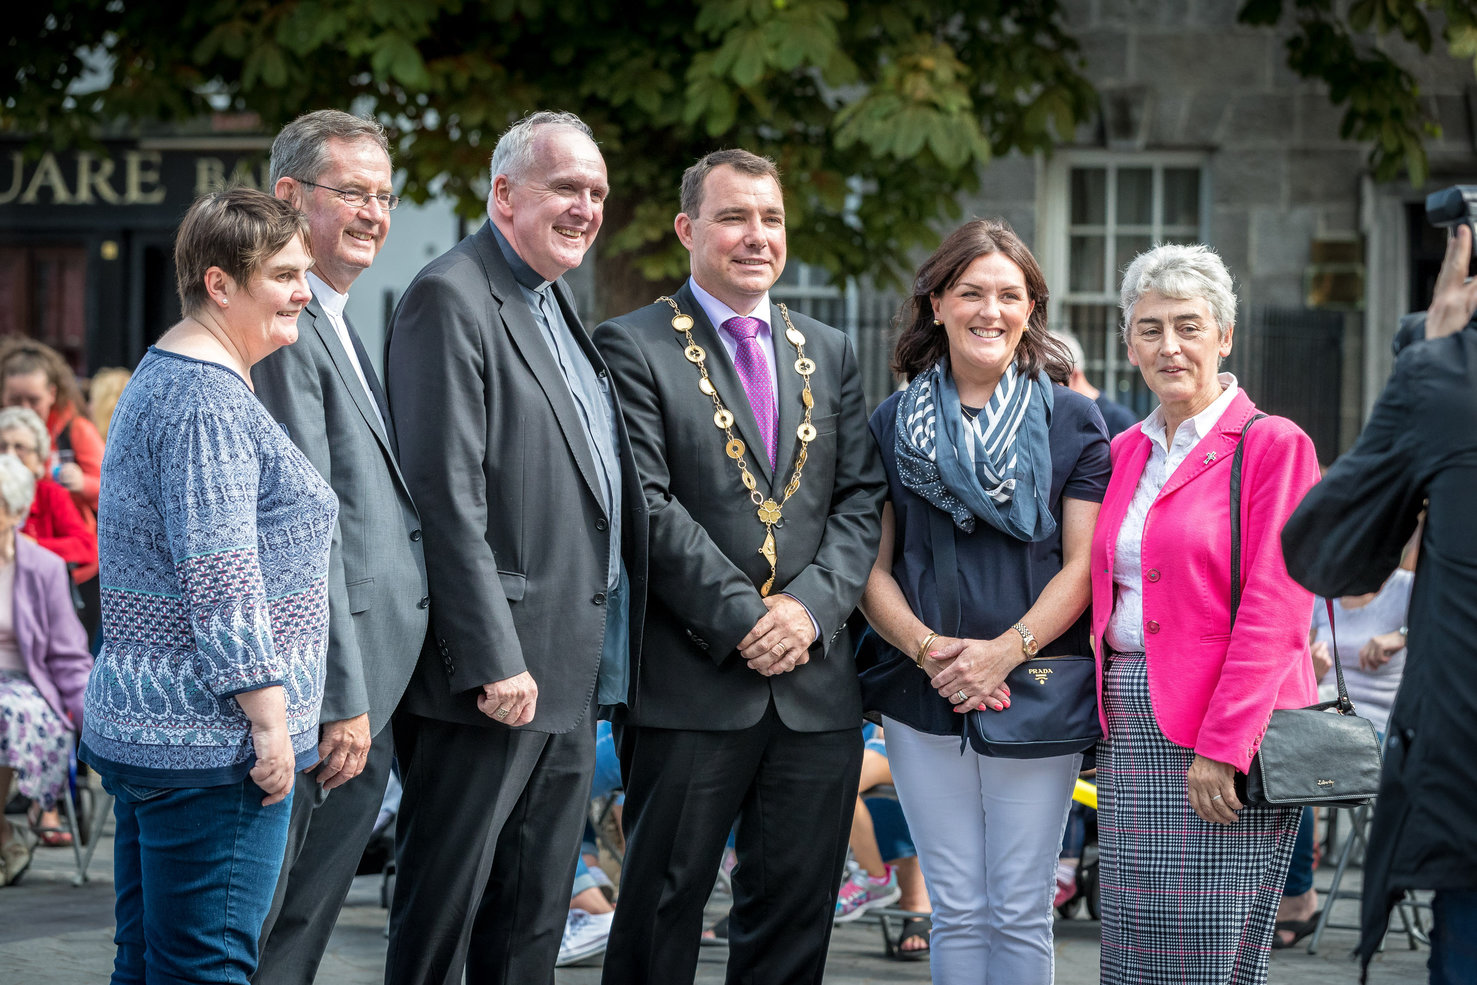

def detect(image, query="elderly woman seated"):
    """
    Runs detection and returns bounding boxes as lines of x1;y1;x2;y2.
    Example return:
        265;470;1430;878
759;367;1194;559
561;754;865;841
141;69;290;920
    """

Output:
0;453;94;883
0;407;97;580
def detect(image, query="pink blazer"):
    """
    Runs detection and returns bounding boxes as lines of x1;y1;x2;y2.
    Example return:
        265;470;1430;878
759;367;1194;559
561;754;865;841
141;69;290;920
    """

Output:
10;535;93;729
1089;391;1320;772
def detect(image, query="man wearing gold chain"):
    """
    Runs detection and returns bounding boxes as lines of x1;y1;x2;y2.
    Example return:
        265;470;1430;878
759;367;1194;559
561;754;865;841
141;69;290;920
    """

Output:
594;149;886;985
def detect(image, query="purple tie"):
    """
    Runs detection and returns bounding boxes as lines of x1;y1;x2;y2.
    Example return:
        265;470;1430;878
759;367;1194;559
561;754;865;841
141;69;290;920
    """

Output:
722;316;777;470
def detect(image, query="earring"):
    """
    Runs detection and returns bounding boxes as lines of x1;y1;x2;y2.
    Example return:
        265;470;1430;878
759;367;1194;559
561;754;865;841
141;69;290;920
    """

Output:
933;319;943;326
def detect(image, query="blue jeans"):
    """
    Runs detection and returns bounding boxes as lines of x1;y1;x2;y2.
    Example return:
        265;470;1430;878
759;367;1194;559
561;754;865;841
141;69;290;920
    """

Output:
1430;890;1477;985
105;775;292;985
1282;806;1315;896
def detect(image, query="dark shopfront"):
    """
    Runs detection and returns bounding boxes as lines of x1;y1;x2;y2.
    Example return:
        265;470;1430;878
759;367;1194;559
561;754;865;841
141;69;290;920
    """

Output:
0;137;271;375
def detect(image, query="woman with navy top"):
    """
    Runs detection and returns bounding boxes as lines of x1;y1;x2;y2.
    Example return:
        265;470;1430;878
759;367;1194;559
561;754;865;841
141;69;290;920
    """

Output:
859;219;1110;983
81;188;337;985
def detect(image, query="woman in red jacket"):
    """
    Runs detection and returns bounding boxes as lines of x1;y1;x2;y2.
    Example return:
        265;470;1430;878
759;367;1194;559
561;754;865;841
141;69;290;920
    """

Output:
1090;244;1320;985
0;338;103;517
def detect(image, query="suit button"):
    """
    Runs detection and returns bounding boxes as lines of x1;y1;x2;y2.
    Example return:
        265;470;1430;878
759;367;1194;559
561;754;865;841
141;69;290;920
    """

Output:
447;663;455;675
595;518;608;532
592;592;606;605
419;596;430;609
1146;568;1160;582
1146;620;1160;634
410;529;422;541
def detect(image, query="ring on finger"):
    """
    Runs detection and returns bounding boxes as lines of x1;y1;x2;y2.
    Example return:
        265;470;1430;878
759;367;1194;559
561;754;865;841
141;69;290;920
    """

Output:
772;642;785;655
1210;793;1223;801
955;689;968;704
495;707;510;719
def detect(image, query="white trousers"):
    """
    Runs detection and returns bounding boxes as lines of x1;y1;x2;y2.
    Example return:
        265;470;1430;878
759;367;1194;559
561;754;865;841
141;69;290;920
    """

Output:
883;716;1081;985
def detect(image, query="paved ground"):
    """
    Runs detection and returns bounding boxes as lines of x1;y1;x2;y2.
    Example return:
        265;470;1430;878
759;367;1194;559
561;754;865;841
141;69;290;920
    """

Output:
0;804;1432;984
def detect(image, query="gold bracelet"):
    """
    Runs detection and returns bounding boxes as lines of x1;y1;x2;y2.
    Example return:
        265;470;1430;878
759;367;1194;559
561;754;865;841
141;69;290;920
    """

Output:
915;632;940;667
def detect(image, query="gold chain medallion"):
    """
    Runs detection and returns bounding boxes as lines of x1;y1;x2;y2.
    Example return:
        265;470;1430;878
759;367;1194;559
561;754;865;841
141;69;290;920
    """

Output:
657;296;816;595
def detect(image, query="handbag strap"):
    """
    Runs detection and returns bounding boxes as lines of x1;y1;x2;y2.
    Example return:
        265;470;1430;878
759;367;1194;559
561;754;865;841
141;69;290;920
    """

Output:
1228;414;1355;714
928;507;962;635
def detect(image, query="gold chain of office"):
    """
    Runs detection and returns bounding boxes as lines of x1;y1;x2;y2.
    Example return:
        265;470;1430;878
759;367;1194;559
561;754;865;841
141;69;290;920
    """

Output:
658;296;817;596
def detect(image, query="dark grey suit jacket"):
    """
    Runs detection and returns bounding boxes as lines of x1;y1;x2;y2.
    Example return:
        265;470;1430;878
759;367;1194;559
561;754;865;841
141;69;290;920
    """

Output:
254;297;428;736
385;222;648;733
1282;321;1477;967
593;282;885;733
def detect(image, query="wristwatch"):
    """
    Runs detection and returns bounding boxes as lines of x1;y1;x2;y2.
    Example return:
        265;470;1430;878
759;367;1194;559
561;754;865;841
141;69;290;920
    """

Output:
1012;621;1039;658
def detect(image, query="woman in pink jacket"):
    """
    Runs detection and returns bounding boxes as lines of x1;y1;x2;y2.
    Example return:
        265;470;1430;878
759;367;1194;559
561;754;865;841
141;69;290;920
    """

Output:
1090;244;1319;985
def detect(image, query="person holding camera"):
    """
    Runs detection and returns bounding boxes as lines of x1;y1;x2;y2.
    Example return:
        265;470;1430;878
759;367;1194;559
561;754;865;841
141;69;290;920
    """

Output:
1283;207;1477;985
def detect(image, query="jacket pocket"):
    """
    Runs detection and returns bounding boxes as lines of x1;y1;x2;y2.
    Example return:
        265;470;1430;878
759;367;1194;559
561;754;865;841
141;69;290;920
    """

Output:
346;577;375;614
498;570;527;602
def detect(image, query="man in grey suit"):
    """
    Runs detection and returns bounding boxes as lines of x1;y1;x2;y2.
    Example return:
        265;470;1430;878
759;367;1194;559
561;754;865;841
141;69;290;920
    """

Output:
383;111;647;985
251;110;430;985
595;149;886;985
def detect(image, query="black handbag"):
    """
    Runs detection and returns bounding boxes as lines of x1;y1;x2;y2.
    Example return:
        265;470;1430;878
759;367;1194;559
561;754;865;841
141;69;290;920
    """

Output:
1229;415;1383;809
923;508;1102;759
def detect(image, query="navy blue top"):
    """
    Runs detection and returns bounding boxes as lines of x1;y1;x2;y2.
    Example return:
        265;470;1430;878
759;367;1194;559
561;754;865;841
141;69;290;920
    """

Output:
859;384;1111;735
1094;392;1140;438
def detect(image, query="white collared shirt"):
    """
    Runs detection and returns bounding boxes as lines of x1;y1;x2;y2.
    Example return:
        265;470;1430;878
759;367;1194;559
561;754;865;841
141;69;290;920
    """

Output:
688;278;778;417
1103;373;1240;652
306;271;385;432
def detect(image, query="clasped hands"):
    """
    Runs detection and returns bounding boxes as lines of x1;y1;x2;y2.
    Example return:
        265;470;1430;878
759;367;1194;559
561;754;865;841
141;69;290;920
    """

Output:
924;636;1013;713
737;594;814;676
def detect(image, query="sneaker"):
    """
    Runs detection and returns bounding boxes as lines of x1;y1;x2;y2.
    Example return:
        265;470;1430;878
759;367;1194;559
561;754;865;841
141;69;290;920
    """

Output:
1054;860;1079;908
557;908;614;966
834;864;901;922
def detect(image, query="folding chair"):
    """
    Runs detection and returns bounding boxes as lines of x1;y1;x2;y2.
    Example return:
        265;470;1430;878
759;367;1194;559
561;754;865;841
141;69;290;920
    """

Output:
1306;802;1428;955
58;738;112;886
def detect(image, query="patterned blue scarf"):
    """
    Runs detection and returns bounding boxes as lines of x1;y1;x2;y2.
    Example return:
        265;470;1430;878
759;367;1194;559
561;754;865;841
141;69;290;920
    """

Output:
895;358;1056;542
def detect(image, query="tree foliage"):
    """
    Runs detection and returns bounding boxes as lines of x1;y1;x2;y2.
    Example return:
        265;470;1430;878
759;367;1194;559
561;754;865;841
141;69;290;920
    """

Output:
1239;0;1477;186
2;0;1095;308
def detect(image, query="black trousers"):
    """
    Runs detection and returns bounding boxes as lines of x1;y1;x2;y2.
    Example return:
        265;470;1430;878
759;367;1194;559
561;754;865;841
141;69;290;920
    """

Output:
254;727;395;985
385;712;594;985
602;702;862;985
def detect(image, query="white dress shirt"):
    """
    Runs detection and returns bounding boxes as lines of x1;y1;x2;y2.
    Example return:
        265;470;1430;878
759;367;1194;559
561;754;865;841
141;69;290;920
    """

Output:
1103;373;1240;653
307;271;385;432
688;278;779;419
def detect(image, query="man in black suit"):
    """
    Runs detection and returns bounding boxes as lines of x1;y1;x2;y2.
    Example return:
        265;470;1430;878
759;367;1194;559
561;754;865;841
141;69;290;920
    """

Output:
595;149;886;985
1282;221;1477;983
252;109;429;985
383;111;646;985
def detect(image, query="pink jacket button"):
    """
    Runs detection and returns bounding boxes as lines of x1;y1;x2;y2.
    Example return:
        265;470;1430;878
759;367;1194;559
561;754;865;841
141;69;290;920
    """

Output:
1146;620;1160;633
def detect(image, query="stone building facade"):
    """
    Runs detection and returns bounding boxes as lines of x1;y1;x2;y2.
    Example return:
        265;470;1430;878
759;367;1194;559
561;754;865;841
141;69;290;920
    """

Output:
796;1;1477;458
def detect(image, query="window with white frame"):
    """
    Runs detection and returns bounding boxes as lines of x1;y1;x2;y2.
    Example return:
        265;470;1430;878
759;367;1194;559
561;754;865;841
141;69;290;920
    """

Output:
1043;155;1207;417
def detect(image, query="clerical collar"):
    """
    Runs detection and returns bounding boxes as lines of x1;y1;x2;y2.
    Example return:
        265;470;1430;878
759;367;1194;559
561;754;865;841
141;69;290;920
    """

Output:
490;222;553;292
306;271;347;320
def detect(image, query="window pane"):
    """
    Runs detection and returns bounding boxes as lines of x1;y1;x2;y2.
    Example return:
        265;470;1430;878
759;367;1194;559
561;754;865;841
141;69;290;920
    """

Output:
1069;235;1106;293
1071;168;1106;225
1115;234;1153;283
1116;168;1153;225
1163;168;1201;227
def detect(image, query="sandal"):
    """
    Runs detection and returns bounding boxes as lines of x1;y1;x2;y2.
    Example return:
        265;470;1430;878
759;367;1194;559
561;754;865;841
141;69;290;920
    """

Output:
700;914;729;947
34;826;73;847
28;807;74;847
1271;912;1321;950
887;915;931;961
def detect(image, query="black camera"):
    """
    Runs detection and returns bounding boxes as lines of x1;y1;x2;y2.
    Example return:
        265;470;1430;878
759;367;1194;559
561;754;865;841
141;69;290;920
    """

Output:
1425;185;1477;233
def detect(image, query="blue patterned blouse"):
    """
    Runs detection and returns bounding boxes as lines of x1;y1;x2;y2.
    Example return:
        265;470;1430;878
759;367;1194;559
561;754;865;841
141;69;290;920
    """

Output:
81;348;338;787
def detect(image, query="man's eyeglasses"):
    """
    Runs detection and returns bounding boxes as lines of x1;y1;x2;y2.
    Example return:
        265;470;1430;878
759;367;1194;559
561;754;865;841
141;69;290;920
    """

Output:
295;179;400;212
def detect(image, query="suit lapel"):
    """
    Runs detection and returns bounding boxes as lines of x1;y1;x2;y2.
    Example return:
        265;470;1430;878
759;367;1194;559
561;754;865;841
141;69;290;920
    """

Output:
770;300;804;480
676;284;776;486
1156;394;1256;501
473;227;605;511
306;298;394;454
